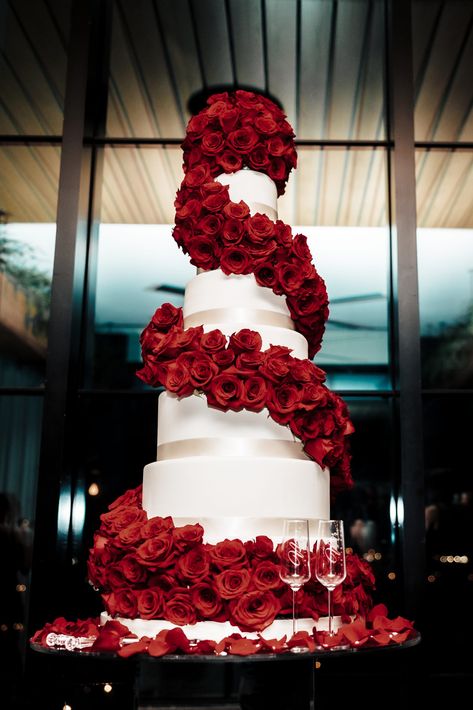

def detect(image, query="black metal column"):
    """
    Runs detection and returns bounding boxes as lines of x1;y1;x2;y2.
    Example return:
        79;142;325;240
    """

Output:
28;0;112;633
388;0;425;617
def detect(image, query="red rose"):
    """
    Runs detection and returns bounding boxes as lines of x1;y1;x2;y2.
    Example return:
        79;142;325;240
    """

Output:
207;98;231;116
222;218;245;244
275;262;305;294
192;583;223;619
106;564;126;590
200;329;227;354
216;151;243;172
141;516;174;539
274;220;293;247
290;233;312;261
229;329;262;354
119;555;148;584
108;485;142;511
268;157;287;181
202;189;230;212
254;115;279;135
197;213;223;236
209;539;247;570
290;409;328;442
137;588;164;620
189;235;220;270
116;522;144;548
246;214;275;242
227;127;259;153
163;361;194;397
300;382;328;410
149;571;177;592
186;113;210;136
164;588;196;626
176;545;210;583
245;535;274;560
207;373;244;410
172;523;204;550
223;201;250;220
220;246;252;275
252;561;283;591
249;146;270;171
287;286;327;317
229;590;280;631
175;198;202;222
136;533;176;569
259;345;292;382
242;376;267;412
183;164;211;188
178;351;219;388
201;131;225;155
243;238;277;261
235;351;265;374
212;348;235;368
100;506;147;536
254;262;277;289
148;303;183;332
290;359;325;384
218;107;240;132
215;568;251;599
267;135;292;156
266;383;303;424
104;589;138;619
172;224;192;251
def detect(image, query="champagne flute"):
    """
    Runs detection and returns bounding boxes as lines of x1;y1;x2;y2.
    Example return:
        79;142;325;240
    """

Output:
279;519;311;652
315;520;346;637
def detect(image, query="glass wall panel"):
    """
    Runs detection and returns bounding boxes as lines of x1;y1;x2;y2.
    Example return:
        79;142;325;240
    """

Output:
422;396;473;666
417;150;473;387
90;146;390;390
106;0;386;140
332;397;401;610
412;1;473;142
0;394;42;678
0;146;60;386
0;0;72;135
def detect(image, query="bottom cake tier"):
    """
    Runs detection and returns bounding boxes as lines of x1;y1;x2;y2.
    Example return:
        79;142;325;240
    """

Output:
88;486;375;642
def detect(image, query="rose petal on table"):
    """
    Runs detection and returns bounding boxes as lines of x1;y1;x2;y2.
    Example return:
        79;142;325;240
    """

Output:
118;637;150;657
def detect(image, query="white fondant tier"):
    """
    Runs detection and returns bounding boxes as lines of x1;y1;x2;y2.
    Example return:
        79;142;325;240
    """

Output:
142;455;329;543
100;613;345;642
157;392;299;447
183;270;308;358
215;169;277;220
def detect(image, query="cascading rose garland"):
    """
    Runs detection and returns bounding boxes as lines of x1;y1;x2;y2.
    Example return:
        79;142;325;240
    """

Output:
173;176;328;359
87;485;375;632
173;89;328;359
137;303;354;494
181;90;297;196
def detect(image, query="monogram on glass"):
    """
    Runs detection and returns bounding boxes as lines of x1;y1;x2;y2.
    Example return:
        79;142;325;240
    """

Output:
279;519;311;653
315;519;347;637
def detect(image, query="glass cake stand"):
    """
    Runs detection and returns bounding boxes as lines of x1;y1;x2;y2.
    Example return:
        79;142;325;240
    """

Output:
30;633;421;710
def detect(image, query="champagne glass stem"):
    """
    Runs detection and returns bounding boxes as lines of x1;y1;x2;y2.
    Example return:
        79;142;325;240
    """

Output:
328;588;332;636
292;587;297;637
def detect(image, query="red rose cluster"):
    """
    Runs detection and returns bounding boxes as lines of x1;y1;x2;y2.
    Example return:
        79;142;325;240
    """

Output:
137;303;353;493
173;174;328;358
87;486;375;633
181;90;297;196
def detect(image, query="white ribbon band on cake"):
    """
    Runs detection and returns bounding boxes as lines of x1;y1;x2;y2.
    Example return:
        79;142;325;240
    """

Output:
183;308;294;330
156;437;309;461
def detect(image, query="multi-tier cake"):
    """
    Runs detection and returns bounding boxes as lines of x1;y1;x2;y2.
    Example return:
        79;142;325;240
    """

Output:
88;90;374;645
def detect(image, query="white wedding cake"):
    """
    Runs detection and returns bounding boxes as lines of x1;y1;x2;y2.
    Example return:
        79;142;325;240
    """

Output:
89;90;361;646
